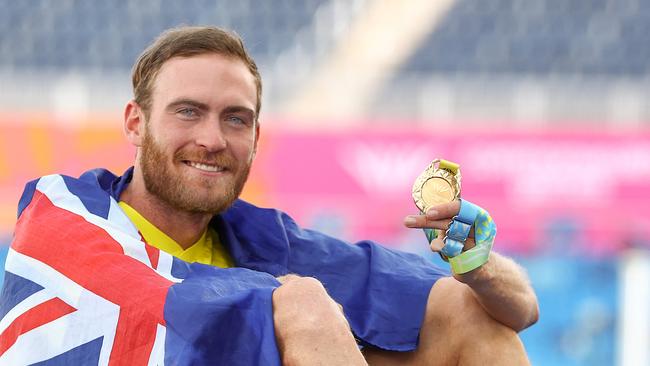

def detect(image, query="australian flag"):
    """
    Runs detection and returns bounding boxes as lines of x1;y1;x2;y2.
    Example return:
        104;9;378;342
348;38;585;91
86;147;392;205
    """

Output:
0;169;448;365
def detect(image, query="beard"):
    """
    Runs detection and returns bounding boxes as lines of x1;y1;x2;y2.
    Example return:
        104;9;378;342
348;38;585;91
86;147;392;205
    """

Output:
139;127;252;215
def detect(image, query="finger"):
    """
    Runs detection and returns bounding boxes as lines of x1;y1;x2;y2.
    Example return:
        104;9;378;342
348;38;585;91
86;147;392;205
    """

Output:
463;237;476;251
468;226;475;239
334;302;352;331
276;274;301;284
404;215;452;229
429;238;445;252
425;200;461;220
430;234;477;252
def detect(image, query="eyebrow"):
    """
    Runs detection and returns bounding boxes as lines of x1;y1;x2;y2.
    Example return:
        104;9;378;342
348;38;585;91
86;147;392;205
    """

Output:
221;106;255;120
165;98;210;112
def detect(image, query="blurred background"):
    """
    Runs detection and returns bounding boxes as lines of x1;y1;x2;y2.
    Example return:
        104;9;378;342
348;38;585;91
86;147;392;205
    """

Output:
1;0;649;364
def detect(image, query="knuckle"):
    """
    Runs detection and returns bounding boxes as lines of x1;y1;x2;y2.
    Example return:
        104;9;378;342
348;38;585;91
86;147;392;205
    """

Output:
275;276;326;298
292;276;325;291
276;273;301;284
274;281;347;330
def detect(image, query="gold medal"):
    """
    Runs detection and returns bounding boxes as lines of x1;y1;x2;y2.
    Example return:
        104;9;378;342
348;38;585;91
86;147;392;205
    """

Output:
412;159;461;214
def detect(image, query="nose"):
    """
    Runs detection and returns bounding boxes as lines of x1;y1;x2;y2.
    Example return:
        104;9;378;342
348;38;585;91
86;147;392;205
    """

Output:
195;120;227;152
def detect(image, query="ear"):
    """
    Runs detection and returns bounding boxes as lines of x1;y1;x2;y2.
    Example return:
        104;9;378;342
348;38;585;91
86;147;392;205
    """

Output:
124;100;145;147
252;121;261;156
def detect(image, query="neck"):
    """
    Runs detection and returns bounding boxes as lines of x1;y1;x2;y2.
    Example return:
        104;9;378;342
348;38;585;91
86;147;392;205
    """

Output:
120;168;213;250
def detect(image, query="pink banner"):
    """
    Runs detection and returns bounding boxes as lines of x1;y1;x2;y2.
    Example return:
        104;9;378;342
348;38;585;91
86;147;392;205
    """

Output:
253;127;650;255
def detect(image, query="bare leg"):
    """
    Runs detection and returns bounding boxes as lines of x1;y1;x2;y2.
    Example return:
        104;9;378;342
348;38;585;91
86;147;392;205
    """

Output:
363;277;530;365
272;276;367;366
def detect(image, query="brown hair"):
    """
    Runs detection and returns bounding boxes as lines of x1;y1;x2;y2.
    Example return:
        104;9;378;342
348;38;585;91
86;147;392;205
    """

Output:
132;26;262;120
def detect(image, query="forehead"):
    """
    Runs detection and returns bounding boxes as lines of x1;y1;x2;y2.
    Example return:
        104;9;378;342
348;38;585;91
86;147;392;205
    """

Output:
152;53;257;108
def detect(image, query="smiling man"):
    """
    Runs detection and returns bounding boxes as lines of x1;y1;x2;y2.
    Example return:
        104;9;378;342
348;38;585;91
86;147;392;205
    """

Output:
1;27;538;365
119;52;259;265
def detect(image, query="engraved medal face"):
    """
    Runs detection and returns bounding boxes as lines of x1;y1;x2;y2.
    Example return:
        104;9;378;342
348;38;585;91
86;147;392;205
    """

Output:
421;177;455;207
412;159;461;214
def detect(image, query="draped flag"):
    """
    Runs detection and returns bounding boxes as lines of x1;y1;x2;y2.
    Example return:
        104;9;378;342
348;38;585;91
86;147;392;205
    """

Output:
0;168;448;365
0;174;281;365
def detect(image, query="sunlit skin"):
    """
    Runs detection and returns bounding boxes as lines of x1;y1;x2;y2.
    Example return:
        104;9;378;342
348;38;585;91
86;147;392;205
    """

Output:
121;54;259;249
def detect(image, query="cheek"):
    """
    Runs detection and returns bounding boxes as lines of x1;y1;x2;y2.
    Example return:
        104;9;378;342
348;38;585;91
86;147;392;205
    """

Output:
148;114;188;143
146;131;184;161
155;127;187;150
235;139;257;159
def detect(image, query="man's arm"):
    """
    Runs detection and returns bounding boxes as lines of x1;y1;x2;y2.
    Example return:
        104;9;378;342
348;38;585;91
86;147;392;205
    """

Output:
454;251;539;331
405;201;539;332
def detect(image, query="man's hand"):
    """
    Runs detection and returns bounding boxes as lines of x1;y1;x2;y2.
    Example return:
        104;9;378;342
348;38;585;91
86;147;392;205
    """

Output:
403;200;539;331
272;275;366;365
276;274;345;314
404;200;477;255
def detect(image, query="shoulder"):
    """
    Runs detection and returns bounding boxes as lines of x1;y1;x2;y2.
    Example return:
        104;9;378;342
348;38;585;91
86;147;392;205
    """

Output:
18;168;123;219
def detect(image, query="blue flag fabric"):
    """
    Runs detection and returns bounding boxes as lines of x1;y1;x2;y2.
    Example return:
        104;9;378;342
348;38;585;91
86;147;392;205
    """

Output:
0;167;449;365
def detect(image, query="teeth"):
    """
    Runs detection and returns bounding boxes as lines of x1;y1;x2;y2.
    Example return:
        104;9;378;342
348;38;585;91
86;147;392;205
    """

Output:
187;161;224;172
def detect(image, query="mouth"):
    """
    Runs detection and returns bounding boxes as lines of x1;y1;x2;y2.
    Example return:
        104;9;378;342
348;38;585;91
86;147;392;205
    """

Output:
184;160;227;173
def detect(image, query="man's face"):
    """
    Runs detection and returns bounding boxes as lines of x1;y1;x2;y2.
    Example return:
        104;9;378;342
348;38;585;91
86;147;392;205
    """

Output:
138;53;259;214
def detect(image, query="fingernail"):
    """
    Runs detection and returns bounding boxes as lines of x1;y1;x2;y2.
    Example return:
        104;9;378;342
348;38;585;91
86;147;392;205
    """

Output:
426;209;438;218
404;216;417;226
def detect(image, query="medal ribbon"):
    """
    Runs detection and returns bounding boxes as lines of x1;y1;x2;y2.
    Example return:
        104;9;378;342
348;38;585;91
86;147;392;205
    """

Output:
424;199;496;274
447;200;496;274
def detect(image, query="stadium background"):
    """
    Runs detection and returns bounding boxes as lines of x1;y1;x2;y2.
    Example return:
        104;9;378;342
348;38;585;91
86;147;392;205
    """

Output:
1;1;649;364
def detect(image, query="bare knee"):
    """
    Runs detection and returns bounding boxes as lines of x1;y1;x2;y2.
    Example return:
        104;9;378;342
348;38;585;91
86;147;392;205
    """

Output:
421;278;529;365
424;278;515;333
455;303;529;366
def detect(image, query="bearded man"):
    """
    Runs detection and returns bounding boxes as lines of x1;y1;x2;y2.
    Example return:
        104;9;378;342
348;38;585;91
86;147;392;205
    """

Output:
0;26;538;365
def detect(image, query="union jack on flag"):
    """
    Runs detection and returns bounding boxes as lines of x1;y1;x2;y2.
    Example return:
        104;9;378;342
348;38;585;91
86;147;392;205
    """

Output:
0;172;281;365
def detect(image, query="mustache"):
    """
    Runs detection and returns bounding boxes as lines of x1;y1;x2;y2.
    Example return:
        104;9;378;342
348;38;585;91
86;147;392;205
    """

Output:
174;150;237;169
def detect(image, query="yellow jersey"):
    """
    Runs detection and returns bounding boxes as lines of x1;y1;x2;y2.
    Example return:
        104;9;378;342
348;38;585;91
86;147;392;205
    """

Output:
118;201;234;268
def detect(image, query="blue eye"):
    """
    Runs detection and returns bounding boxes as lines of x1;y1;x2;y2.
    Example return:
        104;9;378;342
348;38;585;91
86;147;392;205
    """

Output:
227;116;245;125
177;108;198;118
